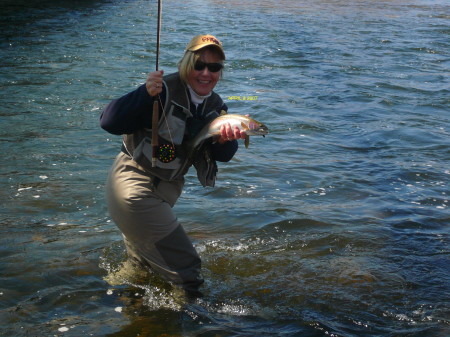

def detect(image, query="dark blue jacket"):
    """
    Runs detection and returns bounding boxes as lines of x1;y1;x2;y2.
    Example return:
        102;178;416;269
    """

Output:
100;83;238;162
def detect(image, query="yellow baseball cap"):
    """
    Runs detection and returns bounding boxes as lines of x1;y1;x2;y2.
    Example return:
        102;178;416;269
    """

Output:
185;34;225;60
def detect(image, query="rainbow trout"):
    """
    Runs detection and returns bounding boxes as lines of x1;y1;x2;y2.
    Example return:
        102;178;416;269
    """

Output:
191;114;269;149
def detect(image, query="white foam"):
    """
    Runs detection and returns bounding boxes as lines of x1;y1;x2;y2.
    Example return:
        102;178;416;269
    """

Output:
18;187;32;192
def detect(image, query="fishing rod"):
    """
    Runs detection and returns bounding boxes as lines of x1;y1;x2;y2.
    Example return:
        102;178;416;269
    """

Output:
155;0;162;71
152;0;162;167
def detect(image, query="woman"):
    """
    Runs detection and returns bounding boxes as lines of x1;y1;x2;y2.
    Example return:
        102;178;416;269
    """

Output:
100;35;246;296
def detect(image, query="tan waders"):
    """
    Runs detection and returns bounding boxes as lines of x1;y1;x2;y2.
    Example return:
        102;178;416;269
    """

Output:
106;152;204;295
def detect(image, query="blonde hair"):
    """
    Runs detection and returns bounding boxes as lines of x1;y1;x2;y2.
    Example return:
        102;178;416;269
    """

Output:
178;47;224;83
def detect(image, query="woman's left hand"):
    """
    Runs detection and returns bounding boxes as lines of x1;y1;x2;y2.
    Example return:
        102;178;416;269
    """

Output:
217;123;247;144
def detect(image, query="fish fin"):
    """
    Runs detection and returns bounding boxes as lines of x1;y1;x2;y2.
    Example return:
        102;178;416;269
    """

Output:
245;135;249;148
241;122;250;131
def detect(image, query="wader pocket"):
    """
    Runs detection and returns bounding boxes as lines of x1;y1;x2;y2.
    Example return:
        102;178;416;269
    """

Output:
193;144;217;187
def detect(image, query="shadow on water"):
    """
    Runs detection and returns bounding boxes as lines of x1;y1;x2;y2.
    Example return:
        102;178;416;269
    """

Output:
98;218;450;336
99;220;331;336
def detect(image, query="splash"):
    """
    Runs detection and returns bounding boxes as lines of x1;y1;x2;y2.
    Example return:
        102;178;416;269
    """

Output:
99;242;188;311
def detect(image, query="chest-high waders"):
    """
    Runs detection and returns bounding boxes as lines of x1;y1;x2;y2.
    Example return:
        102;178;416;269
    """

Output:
105;74;223;297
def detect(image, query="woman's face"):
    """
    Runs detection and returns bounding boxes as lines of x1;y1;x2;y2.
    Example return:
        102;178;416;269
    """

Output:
187;49;223;96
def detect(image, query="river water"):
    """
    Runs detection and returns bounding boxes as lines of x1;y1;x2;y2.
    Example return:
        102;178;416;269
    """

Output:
1;0;449;336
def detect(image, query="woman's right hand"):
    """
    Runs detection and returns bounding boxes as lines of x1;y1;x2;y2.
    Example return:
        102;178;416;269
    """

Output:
146;70;164;97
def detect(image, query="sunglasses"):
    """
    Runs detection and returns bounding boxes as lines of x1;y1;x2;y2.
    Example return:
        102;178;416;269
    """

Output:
194;61;224;72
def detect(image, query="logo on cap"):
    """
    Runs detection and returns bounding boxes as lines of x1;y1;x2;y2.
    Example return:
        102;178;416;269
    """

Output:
202;36;220;46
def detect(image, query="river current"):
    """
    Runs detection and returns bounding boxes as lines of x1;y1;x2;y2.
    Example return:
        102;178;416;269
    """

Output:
1;0;449;336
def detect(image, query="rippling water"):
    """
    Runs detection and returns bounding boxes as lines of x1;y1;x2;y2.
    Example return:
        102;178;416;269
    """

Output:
1;0;449;336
